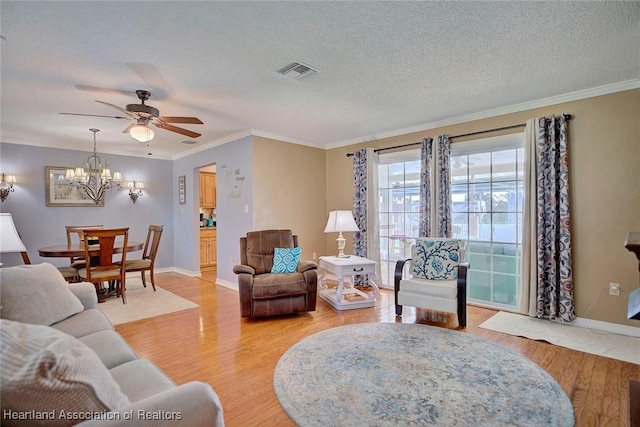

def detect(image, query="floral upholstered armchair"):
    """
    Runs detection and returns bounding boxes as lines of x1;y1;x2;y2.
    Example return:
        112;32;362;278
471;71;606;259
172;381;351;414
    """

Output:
394;237;469;328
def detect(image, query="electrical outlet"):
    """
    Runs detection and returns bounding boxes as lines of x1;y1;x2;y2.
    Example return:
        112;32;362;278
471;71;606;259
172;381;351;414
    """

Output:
312;252;317;260
609;282;620;296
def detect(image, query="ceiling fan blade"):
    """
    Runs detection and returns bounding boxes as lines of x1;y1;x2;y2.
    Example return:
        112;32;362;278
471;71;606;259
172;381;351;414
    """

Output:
95;100;133;116
76;85;137;96
159;116;203;124
59;112;130;120
155;123;202;138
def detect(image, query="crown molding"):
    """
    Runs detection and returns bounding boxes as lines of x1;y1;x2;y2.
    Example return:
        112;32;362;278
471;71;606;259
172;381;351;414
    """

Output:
324;79;640;150
171;128;327;160
0;138;173;160
171;129;253;160
250;130;325;149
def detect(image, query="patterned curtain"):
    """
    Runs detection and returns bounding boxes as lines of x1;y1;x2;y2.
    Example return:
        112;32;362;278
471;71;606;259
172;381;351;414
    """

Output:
434;135;452;238
521;116;575;321
418;138;433;237
352;148;380;285
418;136;452;238
353;149;367;257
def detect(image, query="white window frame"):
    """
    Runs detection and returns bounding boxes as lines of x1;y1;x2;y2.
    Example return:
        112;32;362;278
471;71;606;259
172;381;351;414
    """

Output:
450;132;525;310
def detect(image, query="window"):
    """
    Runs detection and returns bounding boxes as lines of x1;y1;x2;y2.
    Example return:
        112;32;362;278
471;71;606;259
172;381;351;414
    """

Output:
376;133;524;310
377;150;421;288
451;134;524;309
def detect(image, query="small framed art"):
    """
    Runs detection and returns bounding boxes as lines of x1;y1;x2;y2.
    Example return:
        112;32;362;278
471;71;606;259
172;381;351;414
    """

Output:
178;175;186;204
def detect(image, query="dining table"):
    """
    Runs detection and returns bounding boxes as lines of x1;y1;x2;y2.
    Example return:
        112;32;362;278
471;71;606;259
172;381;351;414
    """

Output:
38;241;144;259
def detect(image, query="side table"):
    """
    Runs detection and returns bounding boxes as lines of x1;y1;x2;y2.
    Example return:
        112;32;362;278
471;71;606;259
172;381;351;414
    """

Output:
318;255;380;310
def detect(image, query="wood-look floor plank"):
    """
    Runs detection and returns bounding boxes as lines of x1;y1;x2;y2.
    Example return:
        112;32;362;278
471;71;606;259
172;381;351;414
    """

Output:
114;272;639;427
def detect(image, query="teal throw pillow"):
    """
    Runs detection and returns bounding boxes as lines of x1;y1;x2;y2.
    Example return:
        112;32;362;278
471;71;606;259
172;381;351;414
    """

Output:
271;247;302;273
412;239;461;280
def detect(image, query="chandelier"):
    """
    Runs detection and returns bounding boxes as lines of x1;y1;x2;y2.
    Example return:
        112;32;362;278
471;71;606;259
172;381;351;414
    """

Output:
65;128;123;204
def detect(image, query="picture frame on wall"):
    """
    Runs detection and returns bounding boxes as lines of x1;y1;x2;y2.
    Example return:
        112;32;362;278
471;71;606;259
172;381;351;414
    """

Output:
178;175;186;204
45;166;104;207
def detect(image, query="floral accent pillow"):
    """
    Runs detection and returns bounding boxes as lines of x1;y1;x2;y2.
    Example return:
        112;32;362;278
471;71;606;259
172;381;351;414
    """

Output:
271;247;302;273
411;239;461;280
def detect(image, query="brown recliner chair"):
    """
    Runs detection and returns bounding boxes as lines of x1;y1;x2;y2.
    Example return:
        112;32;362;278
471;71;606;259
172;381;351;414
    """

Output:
233;229;318;318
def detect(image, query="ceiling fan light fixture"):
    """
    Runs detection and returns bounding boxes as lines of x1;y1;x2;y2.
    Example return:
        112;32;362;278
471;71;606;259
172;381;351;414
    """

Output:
130;124;154;143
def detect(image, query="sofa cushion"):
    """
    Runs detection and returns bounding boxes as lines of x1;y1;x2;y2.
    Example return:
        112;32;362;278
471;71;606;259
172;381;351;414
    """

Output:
0;319;131;425
411;238;461;280
51;308;114;339
109;359;175;402
78;330;138;369
0;263;84;326
271;247;302;273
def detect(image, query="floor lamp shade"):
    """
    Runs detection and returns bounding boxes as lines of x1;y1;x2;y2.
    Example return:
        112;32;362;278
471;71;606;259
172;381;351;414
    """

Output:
324;210;359;258
0;213;27;253
0;212;30;264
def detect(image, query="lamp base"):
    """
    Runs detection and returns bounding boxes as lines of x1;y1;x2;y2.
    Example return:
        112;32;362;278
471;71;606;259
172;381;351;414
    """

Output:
336;233;348;258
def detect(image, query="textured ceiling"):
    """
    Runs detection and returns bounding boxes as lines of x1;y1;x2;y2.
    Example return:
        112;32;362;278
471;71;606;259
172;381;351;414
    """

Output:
1;1;639;159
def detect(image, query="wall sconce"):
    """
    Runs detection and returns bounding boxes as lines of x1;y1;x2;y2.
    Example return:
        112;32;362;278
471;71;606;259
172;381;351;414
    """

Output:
0;173;17;202
127;181;144;204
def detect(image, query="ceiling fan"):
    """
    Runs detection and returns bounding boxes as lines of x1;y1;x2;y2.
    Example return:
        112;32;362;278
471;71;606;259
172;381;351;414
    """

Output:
60;89;203;142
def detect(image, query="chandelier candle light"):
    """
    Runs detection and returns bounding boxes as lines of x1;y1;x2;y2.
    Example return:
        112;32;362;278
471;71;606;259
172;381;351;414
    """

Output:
324;210;360;258
65;128;123;204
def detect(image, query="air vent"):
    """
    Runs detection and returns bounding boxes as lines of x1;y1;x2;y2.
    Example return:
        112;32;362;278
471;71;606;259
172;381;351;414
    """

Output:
181;140;198;145
275;61;320;81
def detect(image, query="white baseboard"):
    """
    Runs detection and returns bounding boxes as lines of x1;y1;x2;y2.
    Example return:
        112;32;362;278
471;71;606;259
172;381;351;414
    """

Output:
215;278;238;292
164;267;201;277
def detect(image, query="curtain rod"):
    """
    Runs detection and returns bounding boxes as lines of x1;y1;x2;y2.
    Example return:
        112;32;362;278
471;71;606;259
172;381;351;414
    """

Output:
345;114;572;157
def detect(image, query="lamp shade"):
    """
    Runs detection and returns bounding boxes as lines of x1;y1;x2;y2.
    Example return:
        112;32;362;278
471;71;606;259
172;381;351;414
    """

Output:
324;210;359;233
0;213;27;253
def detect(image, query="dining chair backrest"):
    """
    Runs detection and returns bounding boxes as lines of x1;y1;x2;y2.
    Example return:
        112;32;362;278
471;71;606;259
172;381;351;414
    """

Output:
66;224;103;264
143;225;164;263
81;227;129;283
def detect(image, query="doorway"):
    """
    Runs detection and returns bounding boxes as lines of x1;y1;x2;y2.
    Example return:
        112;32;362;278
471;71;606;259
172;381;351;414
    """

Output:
199;164;217;282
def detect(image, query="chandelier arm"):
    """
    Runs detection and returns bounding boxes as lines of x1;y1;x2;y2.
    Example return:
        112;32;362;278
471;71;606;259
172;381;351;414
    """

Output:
77;183;100;204
70;129;123;205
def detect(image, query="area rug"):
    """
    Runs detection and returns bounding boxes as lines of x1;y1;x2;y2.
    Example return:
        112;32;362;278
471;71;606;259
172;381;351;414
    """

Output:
98;278;198;325
273;323;574;427
479;311;640;365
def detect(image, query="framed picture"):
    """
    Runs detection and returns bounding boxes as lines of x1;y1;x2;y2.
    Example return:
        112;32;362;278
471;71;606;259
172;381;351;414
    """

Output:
45;166;103;207
178;175;186;204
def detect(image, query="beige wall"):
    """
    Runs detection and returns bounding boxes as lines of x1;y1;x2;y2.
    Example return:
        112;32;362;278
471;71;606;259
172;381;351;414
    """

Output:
326;89;640;326
252;136;328;261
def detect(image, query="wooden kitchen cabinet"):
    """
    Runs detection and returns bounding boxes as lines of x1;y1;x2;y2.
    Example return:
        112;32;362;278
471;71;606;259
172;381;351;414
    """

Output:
200;228;217;269
199;172;216;208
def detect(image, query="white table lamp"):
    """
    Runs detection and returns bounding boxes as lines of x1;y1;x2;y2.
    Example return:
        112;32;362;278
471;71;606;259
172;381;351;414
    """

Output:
324;210;360;258
0;213;30;264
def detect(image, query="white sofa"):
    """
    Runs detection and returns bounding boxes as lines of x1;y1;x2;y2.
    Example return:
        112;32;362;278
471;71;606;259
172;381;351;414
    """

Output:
0;263;224;426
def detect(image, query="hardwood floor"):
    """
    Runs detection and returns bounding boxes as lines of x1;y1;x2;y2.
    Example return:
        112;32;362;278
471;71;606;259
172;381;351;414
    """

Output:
115;272;640;427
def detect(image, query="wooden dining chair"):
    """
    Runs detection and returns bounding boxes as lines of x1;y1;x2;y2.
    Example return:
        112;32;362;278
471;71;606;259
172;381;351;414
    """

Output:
118;224;163;291
65;224;104;269
77;227;129;304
